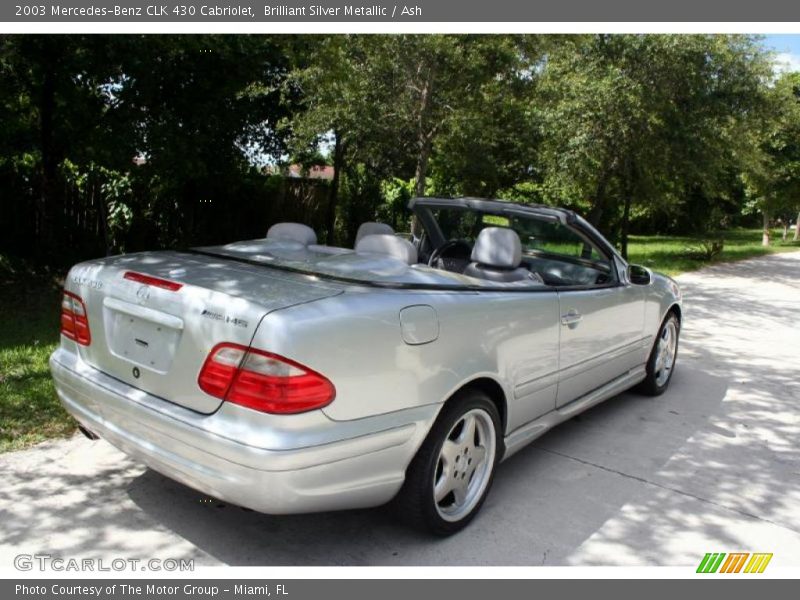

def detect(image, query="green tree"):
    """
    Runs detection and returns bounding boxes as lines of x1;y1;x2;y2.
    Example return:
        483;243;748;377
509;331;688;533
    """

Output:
744;71;800;245
287;35;399;244
428;36;546;197
368;35;545;199
289;35;548;240
0;35;122;257
0;35;296;257
538;35;772;257
107;35;294;245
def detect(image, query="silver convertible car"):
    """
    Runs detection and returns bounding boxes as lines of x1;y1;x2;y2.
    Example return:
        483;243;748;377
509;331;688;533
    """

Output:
50;197;681;534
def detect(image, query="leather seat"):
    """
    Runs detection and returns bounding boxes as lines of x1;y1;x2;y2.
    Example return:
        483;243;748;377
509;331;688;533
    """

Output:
266;222;318;246
355;234;418;265
463;227;542;283
355;222;395;245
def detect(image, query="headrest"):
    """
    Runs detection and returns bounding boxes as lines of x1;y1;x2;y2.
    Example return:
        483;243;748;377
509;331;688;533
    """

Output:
355;234;418;265
266;222;317;246
355;222;395;244
471;227;522;269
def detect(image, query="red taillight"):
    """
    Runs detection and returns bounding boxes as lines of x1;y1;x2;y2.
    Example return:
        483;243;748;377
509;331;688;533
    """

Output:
198;343;335;414
123;271;183;291
61;290;91;346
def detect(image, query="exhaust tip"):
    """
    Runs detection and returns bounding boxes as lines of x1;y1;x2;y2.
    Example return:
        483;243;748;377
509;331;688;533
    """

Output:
78;425;100;440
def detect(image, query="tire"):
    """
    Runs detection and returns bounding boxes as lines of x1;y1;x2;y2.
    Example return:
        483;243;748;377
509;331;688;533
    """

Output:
637;312;680;396
394;389;501;536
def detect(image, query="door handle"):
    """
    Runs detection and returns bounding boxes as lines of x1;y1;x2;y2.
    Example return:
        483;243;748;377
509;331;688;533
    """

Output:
560;310;583;326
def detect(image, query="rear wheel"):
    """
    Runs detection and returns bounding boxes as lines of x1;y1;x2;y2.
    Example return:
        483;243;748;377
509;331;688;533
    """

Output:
638;312;680;396
395;390;501;535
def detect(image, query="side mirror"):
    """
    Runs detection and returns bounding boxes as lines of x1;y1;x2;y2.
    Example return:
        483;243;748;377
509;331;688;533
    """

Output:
628;264;652;286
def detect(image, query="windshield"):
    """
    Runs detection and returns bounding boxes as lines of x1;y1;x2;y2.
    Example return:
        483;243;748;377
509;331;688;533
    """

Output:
430;206;607;262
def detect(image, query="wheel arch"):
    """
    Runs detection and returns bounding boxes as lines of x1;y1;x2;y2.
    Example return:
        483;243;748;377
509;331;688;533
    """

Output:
446;376;508;438
666;302;682;324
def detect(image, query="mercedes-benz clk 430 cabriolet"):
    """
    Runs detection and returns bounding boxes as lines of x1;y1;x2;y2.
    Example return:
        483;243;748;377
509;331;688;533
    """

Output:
50;197;681;534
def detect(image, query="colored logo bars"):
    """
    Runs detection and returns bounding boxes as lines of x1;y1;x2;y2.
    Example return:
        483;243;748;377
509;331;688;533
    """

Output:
696;552;773;573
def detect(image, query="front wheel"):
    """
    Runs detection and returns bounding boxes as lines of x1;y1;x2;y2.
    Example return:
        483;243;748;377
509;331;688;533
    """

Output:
394;390;501;535
637;312;680;396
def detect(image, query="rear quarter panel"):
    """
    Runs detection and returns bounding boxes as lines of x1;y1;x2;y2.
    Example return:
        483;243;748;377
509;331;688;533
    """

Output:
251;287;561;430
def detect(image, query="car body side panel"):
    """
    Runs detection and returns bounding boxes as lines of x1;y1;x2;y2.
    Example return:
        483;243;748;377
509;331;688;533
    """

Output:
555;284;647;406
645;273;683;341
249;288;561;431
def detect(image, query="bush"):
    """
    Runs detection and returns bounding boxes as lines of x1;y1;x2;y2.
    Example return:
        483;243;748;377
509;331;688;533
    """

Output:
685;237;725;260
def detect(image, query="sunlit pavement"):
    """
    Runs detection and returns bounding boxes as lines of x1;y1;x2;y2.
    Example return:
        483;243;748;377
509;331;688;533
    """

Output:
1;252;799;566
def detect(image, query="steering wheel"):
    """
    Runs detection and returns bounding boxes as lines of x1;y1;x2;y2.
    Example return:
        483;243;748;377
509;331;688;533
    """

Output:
428;240;473;272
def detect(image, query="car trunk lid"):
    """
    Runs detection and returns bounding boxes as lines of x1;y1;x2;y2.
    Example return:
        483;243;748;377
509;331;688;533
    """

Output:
65;251;342;414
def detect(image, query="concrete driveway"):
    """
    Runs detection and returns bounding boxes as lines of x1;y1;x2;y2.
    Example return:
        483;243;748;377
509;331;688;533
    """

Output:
1;252;799;567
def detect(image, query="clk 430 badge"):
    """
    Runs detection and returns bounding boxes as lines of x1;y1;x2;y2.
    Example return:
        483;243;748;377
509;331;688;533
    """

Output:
200;309;248;328
71;275;103;290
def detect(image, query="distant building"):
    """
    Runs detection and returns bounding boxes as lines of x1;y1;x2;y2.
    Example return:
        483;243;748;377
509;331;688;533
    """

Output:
287;164;335;180
264;164;334;180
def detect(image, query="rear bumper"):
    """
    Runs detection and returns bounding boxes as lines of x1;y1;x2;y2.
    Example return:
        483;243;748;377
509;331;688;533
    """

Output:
49;348;437;514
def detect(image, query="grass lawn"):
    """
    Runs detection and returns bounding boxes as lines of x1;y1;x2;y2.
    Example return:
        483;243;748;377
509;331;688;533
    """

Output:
0;258;74;453
0;227;798;454
627;228;800;276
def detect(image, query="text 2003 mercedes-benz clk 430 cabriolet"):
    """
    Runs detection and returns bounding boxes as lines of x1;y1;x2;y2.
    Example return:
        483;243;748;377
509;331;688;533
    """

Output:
50;197;681;534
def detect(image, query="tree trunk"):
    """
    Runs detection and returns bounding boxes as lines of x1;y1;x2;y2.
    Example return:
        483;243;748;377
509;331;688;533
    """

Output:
782;222;789;242
410;139;431;238
38;53;58;256
408;143;430;239
325;132;344;245
619;160;634;260
620;193;632;261
414;141;431;199
413;71;433;199
587;168;612;227
411;70;434;237
95;172;113;256
762;210;770;247
183;180;196;246
794;211;800;242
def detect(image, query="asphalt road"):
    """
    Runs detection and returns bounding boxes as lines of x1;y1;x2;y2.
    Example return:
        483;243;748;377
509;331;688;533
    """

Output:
1;252;799;567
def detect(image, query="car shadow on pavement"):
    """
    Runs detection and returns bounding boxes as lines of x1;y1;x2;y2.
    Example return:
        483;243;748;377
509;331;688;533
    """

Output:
121;364;731;566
